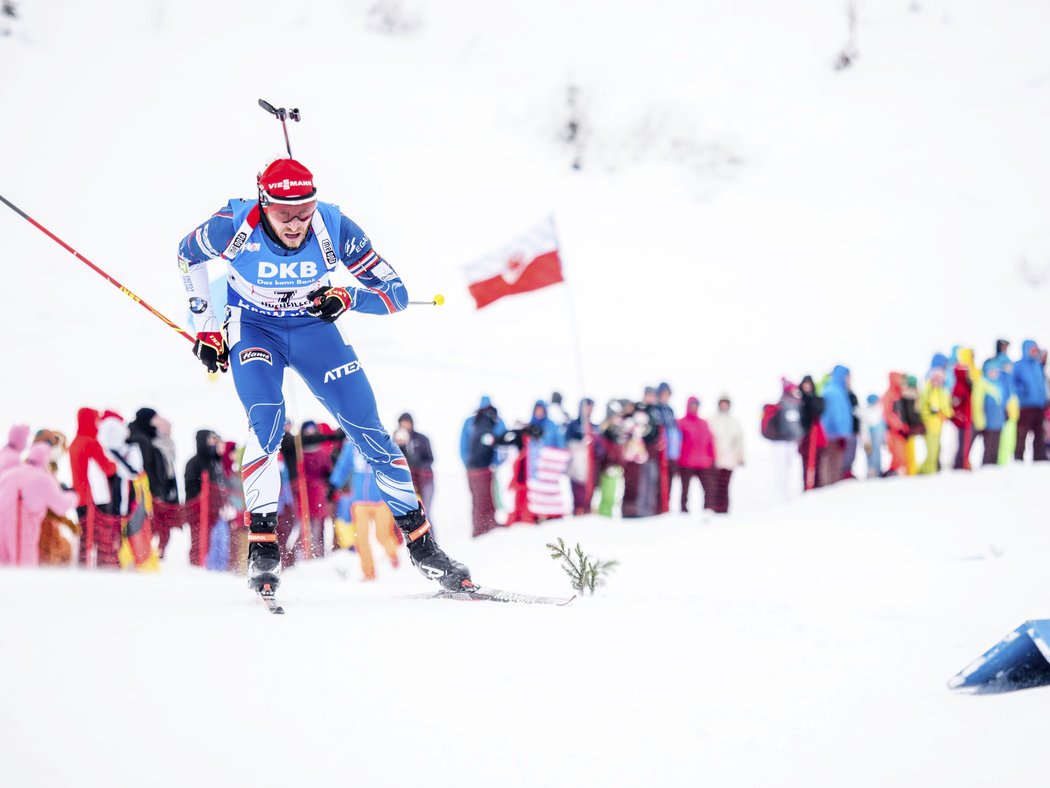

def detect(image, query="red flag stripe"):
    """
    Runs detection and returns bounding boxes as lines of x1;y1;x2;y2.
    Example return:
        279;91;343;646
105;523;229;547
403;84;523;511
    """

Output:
468;250;564;310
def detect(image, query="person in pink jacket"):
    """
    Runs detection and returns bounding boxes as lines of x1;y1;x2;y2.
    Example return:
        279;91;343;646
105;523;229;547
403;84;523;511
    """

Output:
0;424;30;473
677;396;716;513
0;443;79;566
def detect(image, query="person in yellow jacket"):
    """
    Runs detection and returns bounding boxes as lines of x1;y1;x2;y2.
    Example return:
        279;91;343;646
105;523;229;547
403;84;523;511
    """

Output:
919;368;953;474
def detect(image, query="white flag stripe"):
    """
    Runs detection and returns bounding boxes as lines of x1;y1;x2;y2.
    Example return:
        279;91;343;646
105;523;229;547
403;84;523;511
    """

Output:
462;218;558;281
530;481;561;494
527;498;566;515
526;446;571;516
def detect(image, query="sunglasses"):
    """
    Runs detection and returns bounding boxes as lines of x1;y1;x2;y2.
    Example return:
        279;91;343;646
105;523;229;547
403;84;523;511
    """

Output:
264;201;317;224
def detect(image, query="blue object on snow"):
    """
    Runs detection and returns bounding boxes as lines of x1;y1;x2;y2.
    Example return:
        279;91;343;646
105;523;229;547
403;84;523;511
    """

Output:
206;520;230;571
948;620;1050;692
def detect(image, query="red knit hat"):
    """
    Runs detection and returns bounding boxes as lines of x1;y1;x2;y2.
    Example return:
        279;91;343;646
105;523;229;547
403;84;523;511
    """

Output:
101;409;123;422
258;158;317;205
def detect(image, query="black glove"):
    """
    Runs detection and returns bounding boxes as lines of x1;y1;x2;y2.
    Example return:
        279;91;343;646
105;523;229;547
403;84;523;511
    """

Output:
193;332;229;373
306;286;352;323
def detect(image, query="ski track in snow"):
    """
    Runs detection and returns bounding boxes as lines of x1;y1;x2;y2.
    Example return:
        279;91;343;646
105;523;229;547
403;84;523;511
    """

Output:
2;1;1050;785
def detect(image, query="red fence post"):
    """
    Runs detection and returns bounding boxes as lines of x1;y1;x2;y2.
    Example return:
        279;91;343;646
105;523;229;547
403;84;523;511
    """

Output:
583;423;595;514
296;454;313;561
86;506;95;569
15;490;22;566
805;430;818;491
658;427;669;514
200;471;210;568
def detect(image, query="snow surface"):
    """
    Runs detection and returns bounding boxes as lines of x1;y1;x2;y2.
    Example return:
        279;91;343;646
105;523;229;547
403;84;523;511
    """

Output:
5;468;1050;787
2;1;1050;786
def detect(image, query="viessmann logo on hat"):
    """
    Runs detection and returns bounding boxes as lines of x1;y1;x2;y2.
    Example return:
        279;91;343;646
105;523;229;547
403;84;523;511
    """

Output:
265;178;313;191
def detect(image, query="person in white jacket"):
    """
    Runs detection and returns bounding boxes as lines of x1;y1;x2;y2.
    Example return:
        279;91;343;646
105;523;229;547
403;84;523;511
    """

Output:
97;412;144;517
708;395;745;514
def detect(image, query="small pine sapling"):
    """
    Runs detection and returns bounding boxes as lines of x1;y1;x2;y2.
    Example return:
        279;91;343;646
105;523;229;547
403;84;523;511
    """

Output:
546;537;618;594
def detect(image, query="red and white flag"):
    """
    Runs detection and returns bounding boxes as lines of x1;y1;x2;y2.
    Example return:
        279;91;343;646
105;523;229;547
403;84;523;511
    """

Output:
463;218;564;310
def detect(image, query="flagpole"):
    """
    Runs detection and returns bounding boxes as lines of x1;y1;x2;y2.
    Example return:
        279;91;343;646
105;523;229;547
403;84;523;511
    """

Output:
549;215;587;398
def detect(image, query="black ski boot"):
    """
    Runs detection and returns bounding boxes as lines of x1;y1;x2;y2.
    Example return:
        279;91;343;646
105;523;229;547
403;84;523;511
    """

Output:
247;511;281;593
395;506;473;591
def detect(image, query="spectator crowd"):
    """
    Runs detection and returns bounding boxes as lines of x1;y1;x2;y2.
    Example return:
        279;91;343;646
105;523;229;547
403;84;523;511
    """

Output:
1;336;1046;576
459;383;745;537
761;339;1049;496
0;407;429;580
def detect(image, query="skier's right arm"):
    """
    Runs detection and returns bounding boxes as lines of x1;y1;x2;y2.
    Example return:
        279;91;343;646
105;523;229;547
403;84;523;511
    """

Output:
178;206;236;371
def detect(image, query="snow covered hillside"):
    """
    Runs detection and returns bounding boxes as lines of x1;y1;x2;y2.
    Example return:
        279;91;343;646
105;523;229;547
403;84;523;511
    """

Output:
2;0;1049;479
4;467;1050;787
2;2;1050;785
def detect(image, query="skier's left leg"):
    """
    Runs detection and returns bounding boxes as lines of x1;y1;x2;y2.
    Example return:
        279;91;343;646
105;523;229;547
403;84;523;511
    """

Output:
291;321;472;590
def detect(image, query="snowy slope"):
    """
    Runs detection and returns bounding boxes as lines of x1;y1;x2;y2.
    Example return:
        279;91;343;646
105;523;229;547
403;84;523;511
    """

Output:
4;467;1050;787
2;2;1050;785
2;0;1049;482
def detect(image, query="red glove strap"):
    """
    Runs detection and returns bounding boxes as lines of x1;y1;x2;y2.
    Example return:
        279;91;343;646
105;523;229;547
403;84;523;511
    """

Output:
197;331;224;353
332;288;351;310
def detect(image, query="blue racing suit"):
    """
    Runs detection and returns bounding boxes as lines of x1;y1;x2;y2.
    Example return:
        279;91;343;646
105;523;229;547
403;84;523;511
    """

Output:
177;199;419;518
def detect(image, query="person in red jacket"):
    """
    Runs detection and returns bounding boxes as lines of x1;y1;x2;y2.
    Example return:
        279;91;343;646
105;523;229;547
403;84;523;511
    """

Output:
68;409;117;516
950;361;973;470
882;372;907;475
676;396;715;513
68;408;119;566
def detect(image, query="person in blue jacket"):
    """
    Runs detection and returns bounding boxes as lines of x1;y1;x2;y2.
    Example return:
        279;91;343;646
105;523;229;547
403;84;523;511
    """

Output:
1012;339;1048;461
976;360;1006;466
820;365;854;483
527;400;565;449
460;396;506;537
177;157;470;594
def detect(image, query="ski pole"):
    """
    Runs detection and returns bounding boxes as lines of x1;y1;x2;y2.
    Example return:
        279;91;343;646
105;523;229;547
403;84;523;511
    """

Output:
259;98;300;158
0;193;194;343
408;294;446;306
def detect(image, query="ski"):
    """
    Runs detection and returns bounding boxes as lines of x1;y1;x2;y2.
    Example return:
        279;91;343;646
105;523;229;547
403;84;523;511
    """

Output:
417;586;575;606
256;583;285;615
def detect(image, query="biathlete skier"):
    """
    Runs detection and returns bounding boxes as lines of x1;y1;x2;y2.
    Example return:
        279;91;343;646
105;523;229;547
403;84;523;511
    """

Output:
177;157;471;595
